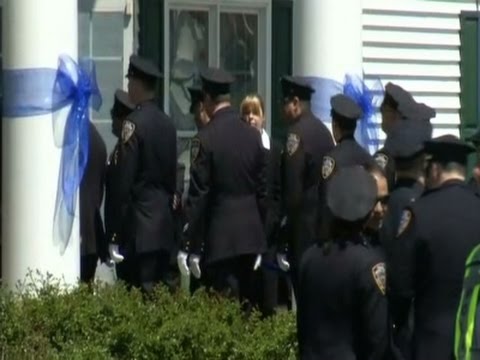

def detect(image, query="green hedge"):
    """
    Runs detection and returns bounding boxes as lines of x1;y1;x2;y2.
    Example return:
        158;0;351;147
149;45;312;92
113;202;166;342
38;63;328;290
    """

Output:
0;277;297;359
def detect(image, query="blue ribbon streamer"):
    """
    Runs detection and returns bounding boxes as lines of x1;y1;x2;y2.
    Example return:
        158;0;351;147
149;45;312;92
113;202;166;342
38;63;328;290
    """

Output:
301;75;384;154
3;55;102;254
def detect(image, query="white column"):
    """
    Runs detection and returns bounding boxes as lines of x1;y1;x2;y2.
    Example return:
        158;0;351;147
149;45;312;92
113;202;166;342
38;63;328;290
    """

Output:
2;0;80;289
293;0;362;82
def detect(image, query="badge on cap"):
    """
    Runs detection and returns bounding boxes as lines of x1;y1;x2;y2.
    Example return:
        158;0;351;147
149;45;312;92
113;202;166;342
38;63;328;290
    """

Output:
121;120;136;144
322;156;335;179
191;138;201;164
372;262;386;295
374;153;389;170
397;209;412;237
286;133;300;156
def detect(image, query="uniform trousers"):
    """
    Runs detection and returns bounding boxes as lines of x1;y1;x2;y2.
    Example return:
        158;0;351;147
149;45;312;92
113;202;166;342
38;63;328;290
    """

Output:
80;254;98;283
117;250;171;293
203;254;258;308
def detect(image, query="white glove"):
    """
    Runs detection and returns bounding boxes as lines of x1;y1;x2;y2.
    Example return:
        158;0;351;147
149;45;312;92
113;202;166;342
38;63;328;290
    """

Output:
189;255;202;279
276;253;290;272
177;251;190;277
253;254;262;271
108;244;124;264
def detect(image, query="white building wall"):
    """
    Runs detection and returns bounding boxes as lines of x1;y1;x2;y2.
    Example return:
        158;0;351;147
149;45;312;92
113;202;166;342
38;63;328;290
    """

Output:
362;0;478;142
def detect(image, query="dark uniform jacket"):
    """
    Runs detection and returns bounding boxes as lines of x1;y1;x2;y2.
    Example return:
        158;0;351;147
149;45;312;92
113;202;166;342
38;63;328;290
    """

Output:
183;106;267;264
106;99;177;254
265;139;283;246
390;180;480;360
80;122;107;259
381;178;424;259
374;147;396;191
321;136;375;181
282;111;334;263
297;238;388;360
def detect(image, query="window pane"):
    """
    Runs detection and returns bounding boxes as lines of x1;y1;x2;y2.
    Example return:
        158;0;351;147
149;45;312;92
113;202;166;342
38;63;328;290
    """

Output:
92;12;124;57
169;10;209;131
220;13;258;108
93;60;124;120
78;12;90;57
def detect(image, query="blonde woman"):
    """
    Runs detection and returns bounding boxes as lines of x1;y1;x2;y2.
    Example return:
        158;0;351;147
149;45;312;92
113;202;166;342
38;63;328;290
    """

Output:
240;94;282;316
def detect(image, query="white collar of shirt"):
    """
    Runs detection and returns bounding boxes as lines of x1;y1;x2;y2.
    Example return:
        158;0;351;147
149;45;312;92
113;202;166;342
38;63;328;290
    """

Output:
261;129;270;150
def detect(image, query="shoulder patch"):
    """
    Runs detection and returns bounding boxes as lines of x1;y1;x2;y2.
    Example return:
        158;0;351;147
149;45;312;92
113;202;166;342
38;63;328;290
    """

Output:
396;209;412;237
286;133;300;156
374;153;389;170
190;138;201;164
372;262;386;295
121;120;136;144
322;156;335;179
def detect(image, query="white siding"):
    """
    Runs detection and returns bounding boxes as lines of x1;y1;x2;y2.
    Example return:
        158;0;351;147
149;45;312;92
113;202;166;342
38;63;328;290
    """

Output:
362;0;478;140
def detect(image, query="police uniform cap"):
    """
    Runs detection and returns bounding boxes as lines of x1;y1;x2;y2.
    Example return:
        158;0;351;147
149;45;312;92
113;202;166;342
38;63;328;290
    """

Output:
424;135;475;164
384;120;432;160
111;89;135;119
280;76;315;101
399;101;436;122
382;82;415;114
330;94;363;121
187;86;205;114
200;67;235;97
327;166;377;222
126;55;162;79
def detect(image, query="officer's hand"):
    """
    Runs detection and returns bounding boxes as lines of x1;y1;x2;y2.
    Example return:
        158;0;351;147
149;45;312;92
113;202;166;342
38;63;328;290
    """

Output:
276;253;290;272
108;244;124;264
177;251;190;277
253;254;262;271
189;255;202;279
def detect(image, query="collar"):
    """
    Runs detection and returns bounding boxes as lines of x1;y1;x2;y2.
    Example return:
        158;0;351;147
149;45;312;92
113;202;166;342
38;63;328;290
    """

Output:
261;129;270;150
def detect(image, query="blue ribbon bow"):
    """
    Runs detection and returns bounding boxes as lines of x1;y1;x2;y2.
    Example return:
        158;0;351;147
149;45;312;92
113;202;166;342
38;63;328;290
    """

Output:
343;74;384;153
3;55;102;254
302;74;384;154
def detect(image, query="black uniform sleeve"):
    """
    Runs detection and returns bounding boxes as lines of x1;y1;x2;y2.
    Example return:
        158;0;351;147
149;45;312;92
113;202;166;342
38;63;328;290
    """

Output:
279;131;306;252
107;120;139;245
182;136;211;255
266;142;283;245
357;259;389;360
256;141;268;226
388;208;417;328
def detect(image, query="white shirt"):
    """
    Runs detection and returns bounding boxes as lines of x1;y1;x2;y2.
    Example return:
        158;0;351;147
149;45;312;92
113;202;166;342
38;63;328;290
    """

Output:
261;129;270;150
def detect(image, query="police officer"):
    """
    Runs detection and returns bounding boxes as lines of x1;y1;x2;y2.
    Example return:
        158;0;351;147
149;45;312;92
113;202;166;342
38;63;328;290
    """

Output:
374;83;435;190
79;121;107;282
276;76;334;293
106;55;177;292
389;135;480;360
380;119;432;359
297;166;388;360
178;67;267;305
104;90;135;282
321;94;375;181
